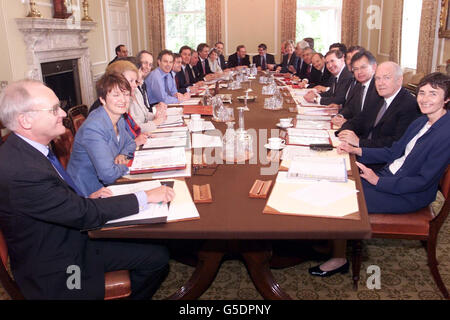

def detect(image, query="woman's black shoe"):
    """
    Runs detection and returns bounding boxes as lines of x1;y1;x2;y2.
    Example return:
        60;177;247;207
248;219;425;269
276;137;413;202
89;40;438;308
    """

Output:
308;261;349;277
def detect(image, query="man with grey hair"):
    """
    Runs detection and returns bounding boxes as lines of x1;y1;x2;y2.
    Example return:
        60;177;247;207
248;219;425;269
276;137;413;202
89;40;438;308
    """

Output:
337;61;421;156
288;40;310;75
0;80;172;299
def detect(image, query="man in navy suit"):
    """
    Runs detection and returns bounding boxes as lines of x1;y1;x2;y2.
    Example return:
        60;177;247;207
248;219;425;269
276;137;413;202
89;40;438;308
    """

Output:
0;80;174;299
337;61;421;152
194;43;214;81
215;41;227;70
252;43;276;71
176;45;202;94
304;50;354;106
308;52;332;88
227;45;251;69
332;50;383;127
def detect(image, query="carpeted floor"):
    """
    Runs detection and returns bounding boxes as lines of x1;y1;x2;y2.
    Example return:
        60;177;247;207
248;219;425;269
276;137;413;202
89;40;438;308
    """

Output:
1;195;448;300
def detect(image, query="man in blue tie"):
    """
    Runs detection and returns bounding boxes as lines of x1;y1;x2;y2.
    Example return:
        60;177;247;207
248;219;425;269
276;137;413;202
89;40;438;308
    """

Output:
145;49;190;105
0;80;174;299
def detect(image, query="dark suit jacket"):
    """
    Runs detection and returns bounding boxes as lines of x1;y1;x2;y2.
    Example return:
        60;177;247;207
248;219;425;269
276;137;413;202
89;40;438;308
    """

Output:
227;53;250;68
296;61;311;80
252;54;276;69
278;54;298;73
339;87;421;148
194;58;212;80
319;66;354;105
175;65;196;94
308;66;332;88
0;133;139;299
339;78;383;121
218;54;227;70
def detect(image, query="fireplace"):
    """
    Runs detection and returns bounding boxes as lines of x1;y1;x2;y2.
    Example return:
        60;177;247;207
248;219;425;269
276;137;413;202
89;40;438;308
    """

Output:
41;59;82;111
16;18;96;107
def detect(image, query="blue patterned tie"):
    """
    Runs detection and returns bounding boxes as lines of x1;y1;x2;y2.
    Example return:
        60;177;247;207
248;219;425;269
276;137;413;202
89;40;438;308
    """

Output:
47;149;83;196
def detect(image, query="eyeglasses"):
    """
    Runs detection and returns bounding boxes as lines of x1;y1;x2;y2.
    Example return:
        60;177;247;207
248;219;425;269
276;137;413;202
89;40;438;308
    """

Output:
26;103;62;116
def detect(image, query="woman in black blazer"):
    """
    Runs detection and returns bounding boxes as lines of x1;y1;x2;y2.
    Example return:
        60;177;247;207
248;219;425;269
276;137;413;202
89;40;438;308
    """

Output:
276;41;297;74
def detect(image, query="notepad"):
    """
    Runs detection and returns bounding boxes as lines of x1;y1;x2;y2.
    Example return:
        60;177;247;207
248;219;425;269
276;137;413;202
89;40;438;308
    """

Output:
295;120;331;130
142;135;189;149
105;181;169;226
287;157;347;183
288;128;330;138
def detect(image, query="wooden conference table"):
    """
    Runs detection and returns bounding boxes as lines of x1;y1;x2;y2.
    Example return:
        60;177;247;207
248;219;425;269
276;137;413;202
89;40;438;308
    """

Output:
89;72;371;300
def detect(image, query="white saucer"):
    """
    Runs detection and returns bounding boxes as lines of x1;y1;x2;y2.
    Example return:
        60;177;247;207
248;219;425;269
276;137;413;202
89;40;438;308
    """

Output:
276;123;293;129
264;143;286;150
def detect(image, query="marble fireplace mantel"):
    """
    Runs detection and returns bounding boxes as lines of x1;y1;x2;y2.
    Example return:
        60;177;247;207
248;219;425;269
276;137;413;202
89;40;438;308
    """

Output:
16;18;97;106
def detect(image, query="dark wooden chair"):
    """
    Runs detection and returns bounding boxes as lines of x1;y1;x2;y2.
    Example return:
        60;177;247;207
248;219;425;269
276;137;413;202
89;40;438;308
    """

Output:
352;166;450;299
0;228;131;300
67;104;88;133
51;118;74;169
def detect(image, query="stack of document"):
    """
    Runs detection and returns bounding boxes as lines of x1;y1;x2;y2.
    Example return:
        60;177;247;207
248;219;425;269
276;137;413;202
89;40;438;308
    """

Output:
295;120;331;130
297;114;332;121
168;98;202;106
129;147;187;174
287;157;347;183
166;107;183;116
297;106;338;116
287;128;330;145
142;131;189;149
157;114;184;128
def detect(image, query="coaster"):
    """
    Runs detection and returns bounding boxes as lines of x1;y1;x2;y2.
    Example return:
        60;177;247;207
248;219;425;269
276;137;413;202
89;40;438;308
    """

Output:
193;184;212;203
249;180;273;199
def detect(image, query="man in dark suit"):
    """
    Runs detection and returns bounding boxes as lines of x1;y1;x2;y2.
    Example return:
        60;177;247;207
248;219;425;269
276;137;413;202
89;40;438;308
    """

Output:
296;47;314;80
332;50;382;127
252;43;276;71
337;61;421;150
304;50;354;106
286;40;308;75
0;80;174;299
136;50;154;111
108;44;128;65
308;52;332;88
227;45;250;69
215;41;227;70
176;46;200;94
194;43;213;80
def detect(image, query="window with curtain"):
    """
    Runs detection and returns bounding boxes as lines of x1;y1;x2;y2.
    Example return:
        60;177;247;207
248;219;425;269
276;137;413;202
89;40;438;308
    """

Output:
296;0;342;54
400;0;423;70
164;0;206;52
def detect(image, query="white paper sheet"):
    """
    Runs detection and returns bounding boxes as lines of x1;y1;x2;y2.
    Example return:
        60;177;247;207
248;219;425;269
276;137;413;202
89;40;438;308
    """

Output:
288;180;358;207
192;133;223;148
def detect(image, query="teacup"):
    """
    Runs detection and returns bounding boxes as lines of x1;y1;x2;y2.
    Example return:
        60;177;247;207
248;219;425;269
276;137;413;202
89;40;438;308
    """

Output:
268;137;285;149
279;118;292;127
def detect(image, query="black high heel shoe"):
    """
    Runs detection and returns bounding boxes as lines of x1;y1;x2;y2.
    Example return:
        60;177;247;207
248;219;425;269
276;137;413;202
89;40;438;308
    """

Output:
308;260;349;277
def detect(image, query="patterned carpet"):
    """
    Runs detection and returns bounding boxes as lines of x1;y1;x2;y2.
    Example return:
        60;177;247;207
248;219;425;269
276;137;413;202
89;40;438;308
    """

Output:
1;194;448;300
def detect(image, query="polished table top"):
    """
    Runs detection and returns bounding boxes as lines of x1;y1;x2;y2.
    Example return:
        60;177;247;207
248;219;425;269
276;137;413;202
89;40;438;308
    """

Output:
90;74;371;241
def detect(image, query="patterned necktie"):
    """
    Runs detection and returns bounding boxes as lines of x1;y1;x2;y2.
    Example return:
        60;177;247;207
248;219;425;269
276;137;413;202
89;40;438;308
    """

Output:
359;85;366;111
138;84;150;110
261;55;266;70
307;64;311;76
184;66;190;84
332;77;338;94
47;150;83;196
374;100;388;126
202;60;206;74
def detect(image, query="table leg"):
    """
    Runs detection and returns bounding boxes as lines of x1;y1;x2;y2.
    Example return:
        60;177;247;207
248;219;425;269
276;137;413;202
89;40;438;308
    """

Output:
240;241;292;300
166;241;225;300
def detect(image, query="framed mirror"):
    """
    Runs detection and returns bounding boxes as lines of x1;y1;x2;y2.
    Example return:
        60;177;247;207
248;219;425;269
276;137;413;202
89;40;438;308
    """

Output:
439;0;450;38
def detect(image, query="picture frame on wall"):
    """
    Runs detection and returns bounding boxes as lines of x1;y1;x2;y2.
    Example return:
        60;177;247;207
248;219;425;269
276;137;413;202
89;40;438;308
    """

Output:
53;0;74;19
439;0;450;38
